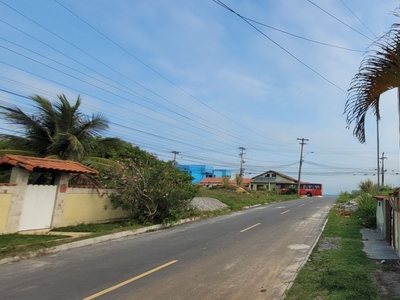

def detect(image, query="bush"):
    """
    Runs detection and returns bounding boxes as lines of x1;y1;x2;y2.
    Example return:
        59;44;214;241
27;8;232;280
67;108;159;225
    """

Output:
281;187;297;195
354;193;376;228
337;190;360;203
358;179;374;193
102;158;199;223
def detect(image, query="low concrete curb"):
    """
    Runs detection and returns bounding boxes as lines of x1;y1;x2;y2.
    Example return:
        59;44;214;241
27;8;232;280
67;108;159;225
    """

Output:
0;217;199;265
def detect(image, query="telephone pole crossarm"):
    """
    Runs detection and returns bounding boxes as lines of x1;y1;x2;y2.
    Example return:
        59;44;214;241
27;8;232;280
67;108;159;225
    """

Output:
171;151;180;165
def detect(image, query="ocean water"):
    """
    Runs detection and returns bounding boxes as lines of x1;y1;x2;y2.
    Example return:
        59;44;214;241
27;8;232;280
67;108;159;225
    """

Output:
323;194;339;198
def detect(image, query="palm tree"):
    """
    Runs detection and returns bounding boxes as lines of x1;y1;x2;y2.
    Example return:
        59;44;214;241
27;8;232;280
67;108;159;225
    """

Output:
345;22;400;143
0;94;108;161
0;94;113;186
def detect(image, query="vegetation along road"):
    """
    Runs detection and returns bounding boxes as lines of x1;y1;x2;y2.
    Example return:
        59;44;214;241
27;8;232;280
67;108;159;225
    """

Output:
0;197;335;300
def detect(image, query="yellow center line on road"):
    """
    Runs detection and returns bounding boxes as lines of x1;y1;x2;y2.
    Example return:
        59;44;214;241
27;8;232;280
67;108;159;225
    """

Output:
240;223;261;233
281;210;290;214
83;260;178;300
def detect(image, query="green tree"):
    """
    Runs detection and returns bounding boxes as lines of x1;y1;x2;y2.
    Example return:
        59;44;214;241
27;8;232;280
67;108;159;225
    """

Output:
0;94;118;186
102;158;198;223
0;94;108;160
345;20;400;143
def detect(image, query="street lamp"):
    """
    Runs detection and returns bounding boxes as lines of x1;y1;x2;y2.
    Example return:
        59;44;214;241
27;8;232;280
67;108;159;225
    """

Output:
297;151;313;195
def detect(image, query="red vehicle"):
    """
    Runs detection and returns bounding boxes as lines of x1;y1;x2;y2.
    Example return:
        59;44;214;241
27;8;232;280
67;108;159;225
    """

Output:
276;182;323;197
298;183;323;197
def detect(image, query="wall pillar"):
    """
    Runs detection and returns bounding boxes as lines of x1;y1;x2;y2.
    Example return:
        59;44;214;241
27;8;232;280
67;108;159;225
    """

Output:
5;167;29;233
51;172;70;228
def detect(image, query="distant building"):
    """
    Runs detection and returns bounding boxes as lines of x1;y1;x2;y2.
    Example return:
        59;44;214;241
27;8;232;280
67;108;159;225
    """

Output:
198;177;250;188
249;170;297;191
176;164;231;184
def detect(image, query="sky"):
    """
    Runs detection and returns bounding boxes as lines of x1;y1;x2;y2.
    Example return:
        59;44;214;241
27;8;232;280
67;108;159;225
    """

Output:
1;0;400;195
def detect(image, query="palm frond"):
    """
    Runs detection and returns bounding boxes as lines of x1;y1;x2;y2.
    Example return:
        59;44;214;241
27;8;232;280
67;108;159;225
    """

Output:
345;20;400;143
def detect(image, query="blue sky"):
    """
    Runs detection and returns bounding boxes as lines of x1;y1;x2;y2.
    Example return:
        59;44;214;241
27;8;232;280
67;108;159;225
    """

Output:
1;0;400;194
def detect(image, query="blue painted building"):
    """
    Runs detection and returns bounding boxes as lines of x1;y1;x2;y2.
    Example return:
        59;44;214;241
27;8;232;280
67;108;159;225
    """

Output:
176;164;232;184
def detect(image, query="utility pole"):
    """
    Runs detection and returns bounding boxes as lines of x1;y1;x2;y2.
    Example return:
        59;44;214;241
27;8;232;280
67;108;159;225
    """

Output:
297;138;309;194
171;151;179;165
376;117;380;194
238;147;246;177
380;152;387;186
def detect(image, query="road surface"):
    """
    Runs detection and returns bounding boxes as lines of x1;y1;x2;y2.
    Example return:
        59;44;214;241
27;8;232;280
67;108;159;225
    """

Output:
0;196;336;300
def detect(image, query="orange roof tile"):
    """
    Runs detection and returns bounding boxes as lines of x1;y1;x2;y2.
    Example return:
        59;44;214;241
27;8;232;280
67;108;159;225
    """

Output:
199;178;224;184
0;154;99;176
230;178;250;185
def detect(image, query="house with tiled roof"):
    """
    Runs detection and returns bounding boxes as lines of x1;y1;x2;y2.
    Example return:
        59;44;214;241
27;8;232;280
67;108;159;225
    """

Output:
0;154;99;175
198;177;224;187
198;177;250;188
0;154;125;234
249;170;298;191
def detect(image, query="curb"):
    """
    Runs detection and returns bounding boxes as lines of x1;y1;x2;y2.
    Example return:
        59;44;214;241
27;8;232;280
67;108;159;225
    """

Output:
0;217;199;265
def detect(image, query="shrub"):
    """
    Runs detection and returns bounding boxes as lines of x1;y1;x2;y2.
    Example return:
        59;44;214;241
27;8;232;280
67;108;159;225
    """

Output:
358;179;374;193
281;186;297;195
234;174;243;187
354;193;376;228
222;175;231;188
102;158;199;223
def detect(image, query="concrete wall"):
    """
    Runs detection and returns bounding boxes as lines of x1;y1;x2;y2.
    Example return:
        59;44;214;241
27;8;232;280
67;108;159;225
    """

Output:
58;188;126;227
0;193;12;231
0;185;127;233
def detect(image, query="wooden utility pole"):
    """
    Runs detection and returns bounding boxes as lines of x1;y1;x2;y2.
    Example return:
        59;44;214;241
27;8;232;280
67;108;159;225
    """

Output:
297;138;309;194
380;152;387;186
238;147;246;177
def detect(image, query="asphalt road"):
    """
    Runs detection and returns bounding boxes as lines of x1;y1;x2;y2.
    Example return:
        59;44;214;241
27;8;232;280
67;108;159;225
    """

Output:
0;197;336;300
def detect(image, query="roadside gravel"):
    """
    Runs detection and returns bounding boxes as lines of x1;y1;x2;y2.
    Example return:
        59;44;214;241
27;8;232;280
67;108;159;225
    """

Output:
190;197;228;211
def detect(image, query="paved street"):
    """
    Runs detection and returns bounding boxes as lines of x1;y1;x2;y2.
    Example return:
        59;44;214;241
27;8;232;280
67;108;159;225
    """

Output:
0;197;336;300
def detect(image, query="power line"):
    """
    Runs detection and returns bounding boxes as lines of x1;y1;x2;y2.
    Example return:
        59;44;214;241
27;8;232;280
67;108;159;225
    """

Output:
212;0;347;93
307;0;374;41
242;17;363;52
53;0;289;145
339;0;377;38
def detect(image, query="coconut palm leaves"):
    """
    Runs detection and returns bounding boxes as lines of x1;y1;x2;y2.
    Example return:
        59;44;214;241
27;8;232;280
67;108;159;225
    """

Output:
345;22;400;143
0;94;108;161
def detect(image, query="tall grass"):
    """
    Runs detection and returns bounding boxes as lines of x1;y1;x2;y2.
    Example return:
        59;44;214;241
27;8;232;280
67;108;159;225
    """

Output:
285;210;379;299
355;193;377;228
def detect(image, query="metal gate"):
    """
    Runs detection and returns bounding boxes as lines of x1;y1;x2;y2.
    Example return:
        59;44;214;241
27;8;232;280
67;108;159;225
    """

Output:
19;185;57;231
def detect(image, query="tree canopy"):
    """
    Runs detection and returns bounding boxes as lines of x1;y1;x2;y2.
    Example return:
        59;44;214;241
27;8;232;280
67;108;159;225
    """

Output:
0;94;108;161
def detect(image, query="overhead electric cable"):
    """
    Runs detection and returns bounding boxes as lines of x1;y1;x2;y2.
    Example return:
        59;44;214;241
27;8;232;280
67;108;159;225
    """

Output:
53;0;290;145
243;17;364;52
339;0;377;38
212;0;347;93
307;0;374;41
0;20;286;150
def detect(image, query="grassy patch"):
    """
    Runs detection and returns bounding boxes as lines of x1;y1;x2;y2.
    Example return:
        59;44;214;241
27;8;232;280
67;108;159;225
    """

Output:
285;209;380;300
0;233;71;259
51;221;143;233
0;233;69;248
195;187;298;210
